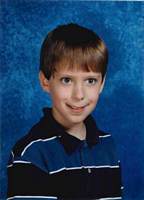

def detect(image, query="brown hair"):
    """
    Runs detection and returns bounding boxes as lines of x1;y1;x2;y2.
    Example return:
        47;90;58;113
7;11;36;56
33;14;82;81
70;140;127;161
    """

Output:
40;23;108;81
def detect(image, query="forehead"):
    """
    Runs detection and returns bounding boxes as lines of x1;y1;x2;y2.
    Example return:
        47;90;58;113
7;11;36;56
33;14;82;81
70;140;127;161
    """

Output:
54;67;102;77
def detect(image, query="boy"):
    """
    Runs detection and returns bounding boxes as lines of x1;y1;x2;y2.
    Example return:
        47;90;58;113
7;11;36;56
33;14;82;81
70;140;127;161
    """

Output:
7;23;122;200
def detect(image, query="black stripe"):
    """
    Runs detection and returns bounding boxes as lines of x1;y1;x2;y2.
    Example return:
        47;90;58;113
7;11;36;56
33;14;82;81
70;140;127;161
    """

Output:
8;164;122;199
7;164;55;197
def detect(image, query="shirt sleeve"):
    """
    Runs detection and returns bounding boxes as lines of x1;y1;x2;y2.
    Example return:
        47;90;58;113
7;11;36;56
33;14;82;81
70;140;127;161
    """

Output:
7;151;58;200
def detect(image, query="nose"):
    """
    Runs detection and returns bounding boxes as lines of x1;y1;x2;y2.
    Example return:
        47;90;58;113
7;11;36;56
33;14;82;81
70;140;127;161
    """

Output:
72;84;85;101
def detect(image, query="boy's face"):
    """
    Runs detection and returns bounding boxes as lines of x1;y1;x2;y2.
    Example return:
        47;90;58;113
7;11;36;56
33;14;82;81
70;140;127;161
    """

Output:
40;68;105;128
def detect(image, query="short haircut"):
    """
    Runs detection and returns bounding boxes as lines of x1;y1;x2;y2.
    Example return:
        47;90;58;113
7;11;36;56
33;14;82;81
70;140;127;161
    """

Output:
40;23;108;80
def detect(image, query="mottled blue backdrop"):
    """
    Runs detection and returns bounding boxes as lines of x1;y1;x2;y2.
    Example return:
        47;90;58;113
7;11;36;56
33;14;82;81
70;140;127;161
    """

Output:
1;1;144;199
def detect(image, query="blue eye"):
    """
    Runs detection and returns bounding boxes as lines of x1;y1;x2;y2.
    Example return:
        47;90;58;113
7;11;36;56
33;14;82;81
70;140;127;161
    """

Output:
86;78;97;85
60;77;72;85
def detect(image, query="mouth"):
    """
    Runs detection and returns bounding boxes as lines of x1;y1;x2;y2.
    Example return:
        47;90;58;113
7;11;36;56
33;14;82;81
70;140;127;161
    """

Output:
66;103;88;113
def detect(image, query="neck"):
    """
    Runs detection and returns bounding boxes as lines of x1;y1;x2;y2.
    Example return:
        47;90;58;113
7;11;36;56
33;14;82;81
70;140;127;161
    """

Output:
51;108;86;140
66;122;86;140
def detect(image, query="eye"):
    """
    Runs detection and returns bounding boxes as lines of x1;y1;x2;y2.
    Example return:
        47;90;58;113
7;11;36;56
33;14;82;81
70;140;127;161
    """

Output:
60;77;72;85
86;78;97;85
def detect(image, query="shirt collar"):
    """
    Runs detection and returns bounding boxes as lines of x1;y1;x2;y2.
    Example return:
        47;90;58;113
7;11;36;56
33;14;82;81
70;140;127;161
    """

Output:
42;107;100;154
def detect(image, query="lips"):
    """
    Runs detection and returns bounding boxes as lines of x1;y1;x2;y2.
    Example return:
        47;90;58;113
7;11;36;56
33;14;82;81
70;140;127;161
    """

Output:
66;104;88;112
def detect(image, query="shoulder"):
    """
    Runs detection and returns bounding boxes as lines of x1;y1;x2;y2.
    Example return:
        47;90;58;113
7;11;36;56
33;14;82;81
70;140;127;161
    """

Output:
97;129;120;163
9;116;58;162
98;129;111;138
98;129;116;148
7;117;60;172
98;130;115;146
86;115;117;150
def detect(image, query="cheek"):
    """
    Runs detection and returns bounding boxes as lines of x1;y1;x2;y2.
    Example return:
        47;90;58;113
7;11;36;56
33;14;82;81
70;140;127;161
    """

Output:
87;88;100;102
51;87;70;100
89;95;99;104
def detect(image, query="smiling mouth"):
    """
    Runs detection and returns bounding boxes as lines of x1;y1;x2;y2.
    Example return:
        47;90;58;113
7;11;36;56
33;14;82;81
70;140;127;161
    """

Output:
66;104;88;112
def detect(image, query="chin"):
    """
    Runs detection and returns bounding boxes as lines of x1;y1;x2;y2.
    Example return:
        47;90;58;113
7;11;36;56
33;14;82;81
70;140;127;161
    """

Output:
66;115;87;124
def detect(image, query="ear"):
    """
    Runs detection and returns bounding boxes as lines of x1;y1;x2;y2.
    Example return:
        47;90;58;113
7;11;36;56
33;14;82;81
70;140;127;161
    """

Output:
39;71;50;93
99;76;106;94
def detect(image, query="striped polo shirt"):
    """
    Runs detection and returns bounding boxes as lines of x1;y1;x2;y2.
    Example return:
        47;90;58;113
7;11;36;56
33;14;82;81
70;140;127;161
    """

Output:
7;108;123;200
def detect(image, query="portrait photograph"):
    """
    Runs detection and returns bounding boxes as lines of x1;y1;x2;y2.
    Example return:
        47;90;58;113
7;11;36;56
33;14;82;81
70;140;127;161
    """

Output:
1;1;144;199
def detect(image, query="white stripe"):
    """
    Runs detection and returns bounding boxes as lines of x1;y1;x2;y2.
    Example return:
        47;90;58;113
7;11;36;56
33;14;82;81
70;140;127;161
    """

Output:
11;151;14;158
21;136;58;156
49;167;66;174
49;165;120;174
7;164;13;168
7;161;31;168
99;134;111;138
14;160;31;164
7;195;121;200
68;165;119;169
7;151;15;168
99;197;122;200
7;196;57;200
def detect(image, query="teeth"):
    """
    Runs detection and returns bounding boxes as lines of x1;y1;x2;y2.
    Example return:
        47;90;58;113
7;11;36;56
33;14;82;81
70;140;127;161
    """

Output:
72;106;81;109
68;105;84;109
